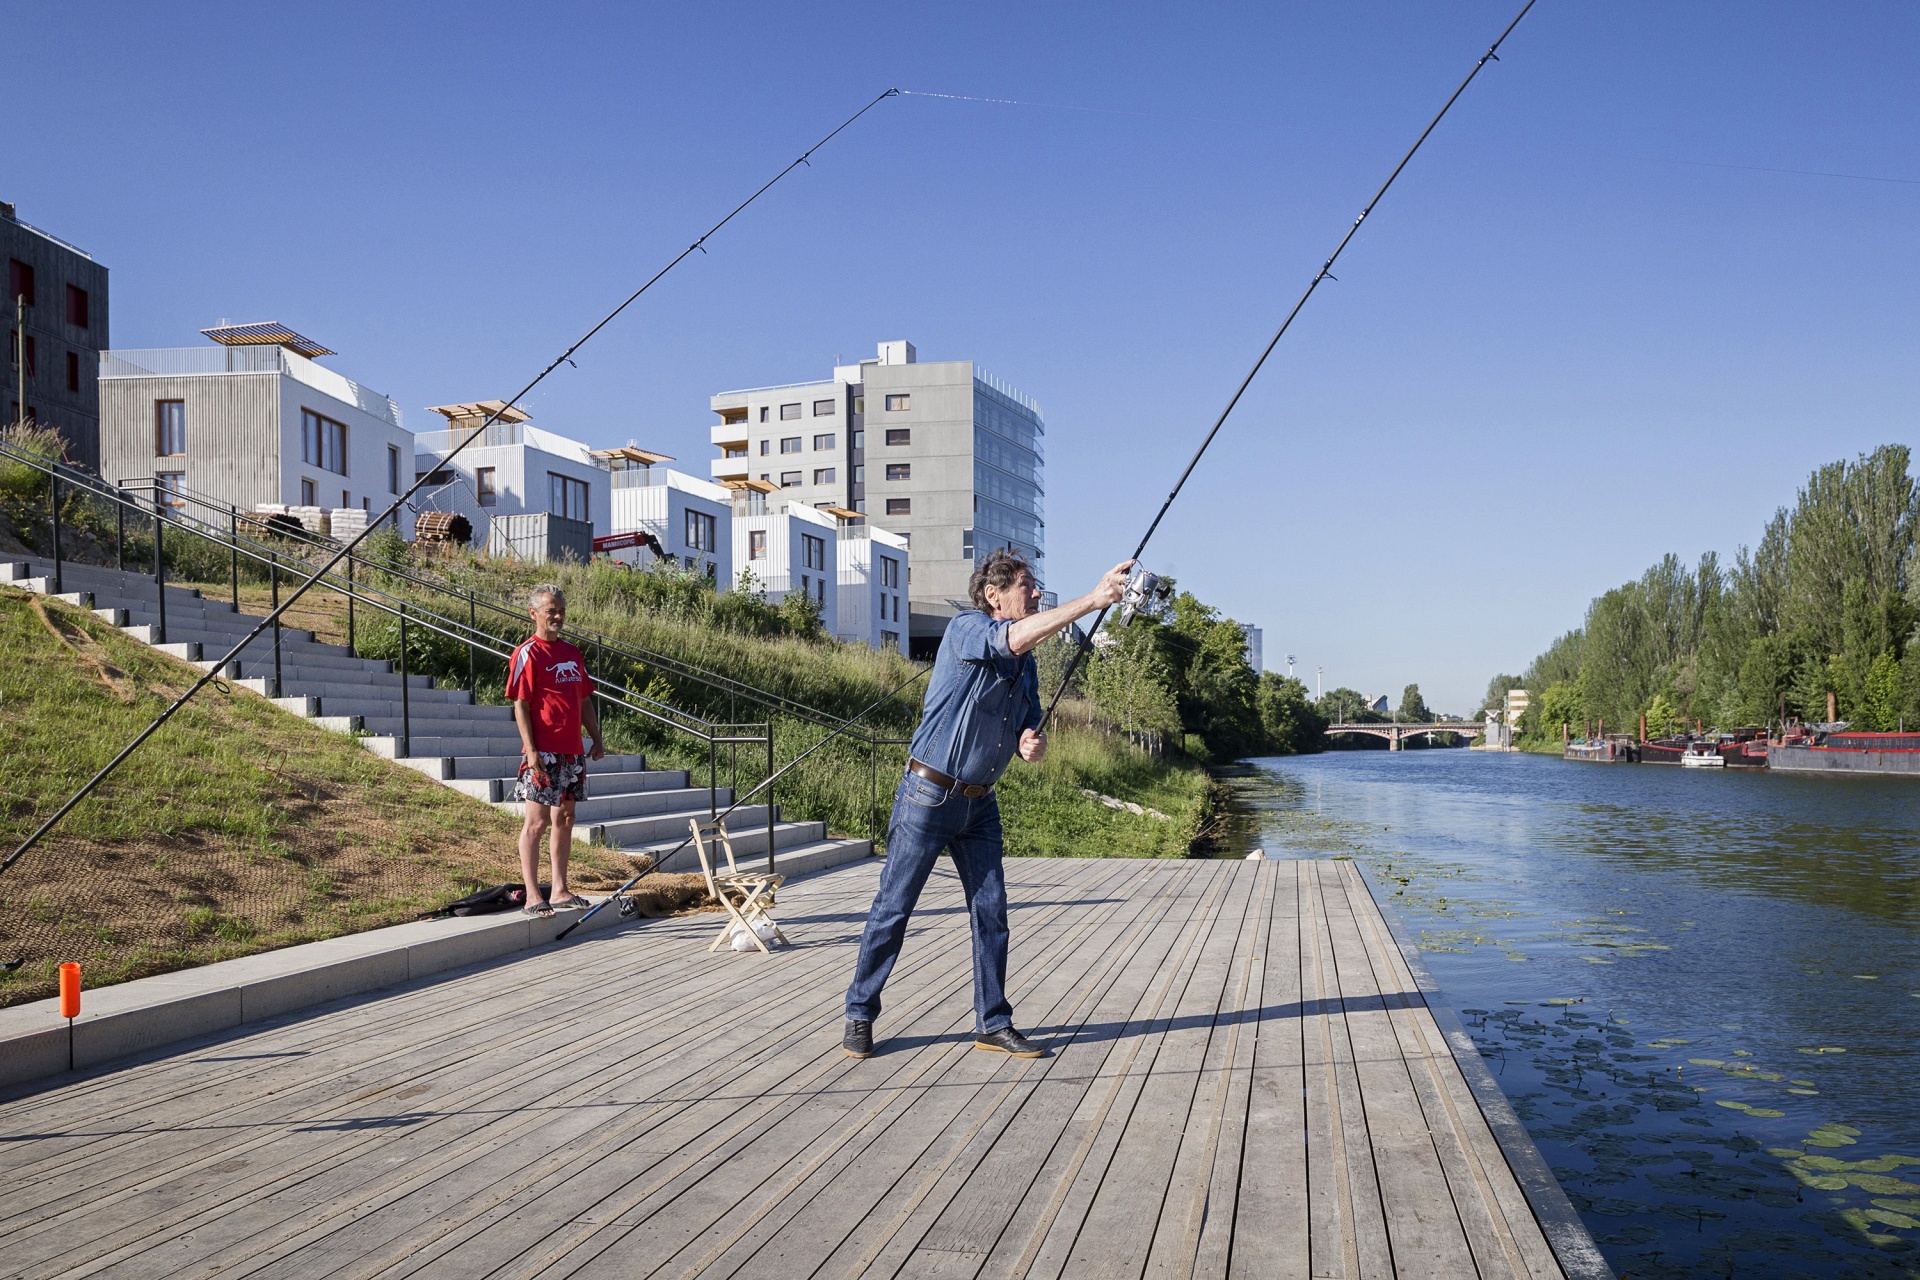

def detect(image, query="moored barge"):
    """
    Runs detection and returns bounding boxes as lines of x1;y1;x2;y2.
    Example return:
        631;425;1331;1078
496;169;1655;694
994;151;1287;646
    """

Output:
1768;729;1920;777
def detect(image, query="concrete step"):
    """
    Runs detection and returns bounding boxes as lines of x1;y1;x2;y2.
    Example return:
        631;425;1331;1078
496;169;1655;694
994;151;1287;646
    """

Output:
495;785;735;825
437;767;686;802
390;753;653;782
199;650;397;679
294;700;512;724
360;734;527;759
311;714;510;741
610;818;830;868
239;674;455;700
122;620;318;647
589;803;784;849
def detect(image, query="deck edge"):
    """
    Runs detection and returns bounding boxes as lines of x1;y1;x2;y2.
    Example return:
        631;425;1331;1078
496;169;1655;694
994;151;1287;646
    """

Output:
1344;859;1618;1280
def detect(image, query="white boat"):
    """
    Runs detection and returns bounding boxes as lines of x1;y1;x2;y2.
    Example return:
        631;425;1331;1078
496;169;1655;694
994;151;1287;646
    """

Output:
1680;743;1725;769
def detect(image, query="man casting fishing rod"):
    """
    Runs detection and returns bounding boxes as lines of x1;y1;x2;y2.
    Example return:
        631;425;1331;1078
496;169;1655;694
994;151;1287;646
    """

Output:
843;549;1134;1060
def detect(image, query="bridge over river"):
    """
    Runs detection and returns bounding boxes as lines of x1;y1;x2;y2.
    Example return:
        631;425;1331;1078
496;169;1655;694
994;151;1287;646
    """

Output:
1327;721;1485;750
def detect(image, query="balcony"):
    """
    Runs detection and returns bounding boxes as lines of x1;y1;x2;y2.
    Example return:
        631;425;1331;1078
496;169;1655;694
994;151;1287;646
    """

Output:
414;422;525;453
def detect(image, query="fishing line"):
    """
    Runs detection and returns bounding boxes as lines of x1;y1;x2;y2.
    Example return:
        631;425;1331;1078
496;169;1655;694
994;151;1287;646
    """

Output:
897;88;1263;130
554;661;933;941
1;86;903;880
1040;0;1537;728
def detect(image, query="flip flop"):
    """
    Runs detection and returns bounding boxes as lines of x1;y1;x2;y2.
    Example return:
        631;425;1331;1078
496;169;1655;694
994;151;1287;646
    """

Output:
522;903;555;918
550;894;590;911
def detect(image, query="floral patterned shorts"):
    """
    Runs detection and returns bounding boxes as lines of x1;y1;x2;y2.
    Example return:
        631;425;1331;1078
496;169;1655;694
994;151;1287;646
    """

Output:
515;752;590;806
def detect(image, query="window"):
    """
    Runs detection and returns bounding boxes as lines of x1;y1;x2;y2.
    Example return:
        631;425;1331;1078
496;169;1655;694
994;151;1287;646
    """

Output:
885;428;911;446
155;401;186;455
816;577;826;603
779;402;801;420
853;465;865;483
780;437;801;454
801;533;826;570
813;399;835;417
813;433;835;451
419;468;454;485
759;439;770;455
549;472;590;522
800;574;810;597
879;555;899;588
342;489;351;509
7;259;33;306
881;630;899;650
476;467;497;506
749;529;767;560
685;509;716;552
723;445;747;458
65;285;88;329
886;498;911;516
885;463;910;481
854;395;865;414
156;472;185;512
779;471;801;488
300;477;316;506
759;406;770;422
387;446;400;495
301;409;348;475
813;468;835;485
66;350;78;392
885;394;909;411
852;430;864;448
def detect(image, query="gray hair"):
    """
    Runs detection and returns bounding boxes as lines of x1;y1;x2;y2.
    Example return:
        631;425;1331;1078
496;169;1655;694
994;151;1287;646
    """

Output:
528;583;566;609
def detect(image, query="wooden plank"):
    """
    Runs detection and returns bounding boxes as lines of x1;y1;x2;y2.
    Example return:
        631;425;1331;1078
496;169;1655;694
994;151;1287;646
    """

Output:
1300;858;1389;1280
1314;859;1479;1279
1059;861;1264;1276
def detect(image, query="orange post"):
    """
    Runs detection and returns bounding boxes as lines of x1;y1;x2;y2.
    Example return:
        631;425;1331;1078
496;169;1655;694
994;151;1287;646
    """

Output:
59;962;80;1020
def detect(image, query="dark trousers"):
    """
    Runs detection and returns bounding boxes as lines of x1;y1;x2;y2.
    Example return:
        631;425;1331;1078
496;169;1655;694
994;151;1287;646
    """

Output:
845;769;1012;1032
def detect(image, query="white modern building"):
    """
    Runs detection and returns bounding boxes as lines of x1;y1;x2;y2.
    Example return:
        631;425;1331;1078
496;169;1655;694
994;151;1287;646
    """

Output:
1239;624;1264;676
98;323;414;536
604;450;734;583
709;339;1043;658
730;482;838;633
832;511;910;652
412;401;609;549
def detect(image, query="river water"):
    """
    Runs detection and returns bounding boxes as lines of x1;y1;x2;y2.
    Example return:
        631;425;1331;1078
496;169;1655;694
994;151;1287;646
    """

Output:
1218;749;1920;1280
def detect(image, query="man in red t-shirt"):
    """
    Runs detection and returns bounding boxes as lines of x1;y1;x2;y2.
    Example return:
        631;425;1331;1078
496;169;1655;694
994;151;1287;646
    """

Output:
505;584;605;917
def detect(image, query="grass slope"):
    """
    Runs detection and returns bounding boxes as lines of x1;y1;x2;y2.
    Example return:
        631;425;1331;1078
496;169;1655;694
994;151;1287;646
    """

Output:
0;589;627;1008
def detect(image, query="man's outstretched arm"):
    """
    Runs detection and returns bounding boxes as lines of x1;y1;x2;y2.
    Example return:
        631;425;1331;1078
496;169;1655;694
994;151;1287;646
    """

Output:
1006;560;1134;655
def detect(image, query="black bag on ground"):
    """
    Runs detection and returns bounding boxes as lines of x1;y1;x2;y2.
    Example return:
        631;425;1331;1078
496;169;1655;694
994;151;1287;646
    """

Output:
420;884;548;919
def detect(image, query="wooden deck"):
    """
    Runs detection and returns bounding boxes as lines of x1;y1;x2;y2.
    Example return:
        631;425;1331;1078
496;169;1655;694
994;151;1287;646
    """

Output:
0;857;1583;1279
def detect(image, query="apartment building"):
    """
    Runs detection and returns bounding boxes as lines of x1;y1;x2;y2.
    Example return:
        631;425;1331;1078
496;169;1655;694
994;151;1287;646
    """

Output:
4;201;110;472
710;339;1043;657
412;401;609;548
604;448;733;582
99;323;413;535
730;481;838;633
833;512;910;652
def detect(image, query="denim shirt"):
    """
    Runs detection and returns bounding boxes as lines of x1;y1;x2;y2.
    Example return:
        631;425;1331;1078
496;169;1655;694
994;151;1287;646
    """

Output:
906;610;1041;788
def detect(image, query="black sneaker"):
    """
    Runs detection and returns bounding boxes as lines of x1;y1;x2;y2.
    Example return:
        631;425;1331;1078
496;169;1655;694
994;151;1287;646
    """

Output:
843;1018;873;1059
974;1027;1047;1058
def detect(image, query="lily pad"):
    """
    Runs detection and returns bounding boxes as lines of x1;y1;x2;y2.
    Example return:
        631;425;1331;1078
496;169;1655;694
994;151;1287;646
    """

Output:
1717;1100;1786;1118
1689;1058;1727;1068
1787;1088;1820;1096
1797;1047;1848;1055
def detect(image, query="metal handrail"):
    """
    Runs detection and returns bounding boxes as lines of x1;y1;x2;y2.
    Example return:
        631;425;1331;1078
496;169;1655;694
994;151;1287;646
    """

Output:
3;443;778;845
118;469;911;736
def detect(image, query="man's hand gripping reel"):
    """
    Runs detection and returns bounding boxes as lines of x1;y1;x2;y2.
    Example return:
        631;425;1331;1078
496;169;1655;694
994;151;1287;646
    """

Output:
1118;565;1173;628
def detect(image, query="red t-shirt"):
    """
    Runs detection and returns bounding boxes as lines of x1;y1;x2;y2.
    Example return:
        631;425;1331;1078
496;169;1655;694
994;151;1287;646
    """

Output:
506;637;596;754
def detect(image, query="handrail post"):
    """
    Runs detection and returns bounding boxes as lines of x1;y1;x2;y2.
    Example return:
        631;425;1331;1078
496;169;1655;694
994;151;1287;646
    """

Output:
345;554;356;657
766;729;776;875
48;473;62;594
709;735;718;819
153;506;167;646
467;591;476;692
398;606;411;759
116;500;124;573
228;510;239;611
269;556;282;698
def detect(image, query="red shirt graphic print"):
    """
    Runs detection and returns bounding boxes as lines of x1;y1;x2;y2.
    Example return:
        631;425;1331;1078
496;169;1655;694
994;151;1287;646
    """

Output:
506;637;596;753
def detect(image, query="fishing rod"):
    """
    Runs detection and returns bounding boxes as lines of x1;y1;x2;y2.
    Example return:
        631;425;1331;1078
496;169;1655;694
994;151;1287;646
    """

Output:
554;661;933;941
1;87;902;880
1041;0;1537;728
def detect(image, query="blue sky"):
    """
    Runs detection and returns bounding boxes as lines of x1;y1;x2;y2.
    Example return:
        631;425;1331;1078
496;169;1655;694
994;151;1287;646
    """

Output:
12;1;1919;713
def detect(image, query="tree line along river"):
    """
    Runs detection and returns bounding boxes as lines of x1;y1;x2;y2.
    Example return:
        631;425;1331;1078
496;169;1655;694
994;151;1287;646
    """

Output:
1216;749;1920;1280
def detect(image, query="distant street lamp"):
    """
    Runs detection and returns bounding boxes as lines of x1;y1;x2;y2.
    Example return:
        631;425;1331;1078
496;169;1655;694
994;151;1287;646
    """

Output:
1286;654;1296;678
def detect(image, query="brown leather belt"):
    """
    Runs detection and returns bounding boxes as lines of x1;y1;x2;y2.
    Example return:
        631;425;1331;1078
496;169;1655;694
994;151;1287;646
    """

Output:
909;758;993;799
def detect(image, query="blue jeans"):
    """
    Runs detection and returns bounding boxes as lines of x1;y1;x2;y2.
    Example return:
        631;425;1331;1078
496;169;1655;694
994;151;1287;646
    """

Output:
845;770;1013;1033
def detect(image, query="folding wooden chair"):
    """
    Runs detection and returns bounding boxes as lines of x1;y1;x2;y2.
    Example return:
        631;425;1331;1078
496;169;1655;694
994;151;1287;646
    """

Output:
690;817;787;954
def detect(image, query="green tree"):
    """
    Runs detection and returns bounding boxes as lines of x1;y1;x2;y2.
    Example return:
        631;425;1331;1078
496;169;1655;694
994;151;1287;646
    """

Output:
1398;683;1430;723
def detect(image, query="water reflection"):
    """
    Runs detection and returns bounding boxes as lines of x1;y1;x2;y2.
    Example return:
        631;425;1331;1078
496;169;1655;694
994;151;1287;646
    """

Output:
1222;751;1920;1279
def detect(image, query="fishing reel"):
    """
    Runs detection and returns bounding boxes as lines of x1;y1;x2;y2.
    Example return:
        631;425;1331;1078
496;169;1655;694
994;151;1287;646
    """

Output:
1118;565;1174;627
